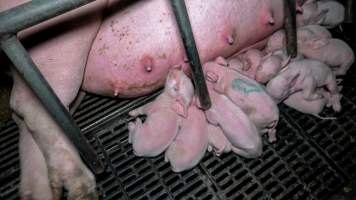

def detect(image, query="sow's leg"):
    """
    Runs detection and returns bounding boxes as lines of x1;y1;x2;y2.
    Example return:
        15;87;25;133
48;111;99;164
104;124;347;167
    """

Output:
1;0;107;199
15;115;53;200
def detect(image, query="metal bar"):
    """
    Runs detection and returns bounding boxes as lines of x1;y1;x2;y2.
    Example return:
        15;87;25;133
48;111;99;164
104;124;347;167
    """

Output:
170;0;211;110
0;35;105;174
344;0;355;23
0;0;94;35
284;0;298;58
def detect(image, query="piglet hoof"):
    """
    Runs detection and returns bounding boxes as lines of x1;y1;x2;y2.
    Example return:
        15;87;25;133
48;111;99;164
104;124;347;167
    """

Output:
331;94;342;112
304;92;323;101
266;128;277;143
207;145;213;152
128;122;136;144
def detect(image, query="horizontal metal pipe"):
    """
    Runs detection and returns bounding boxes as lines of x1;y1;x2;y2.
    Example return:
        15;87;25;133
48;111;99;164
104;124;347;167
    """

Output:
0;0;94;35
0;35;105;174
284;0;298;58
170;0;211;110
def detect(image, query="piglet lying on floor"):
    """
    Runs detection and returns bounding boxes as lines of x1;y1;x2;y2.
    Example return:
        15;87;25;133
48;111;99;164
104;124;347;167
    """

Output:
204;57;279;142
165;99;208;172
266;59;341;111
128;66;194;157
283;88;341;119
204;84;263;158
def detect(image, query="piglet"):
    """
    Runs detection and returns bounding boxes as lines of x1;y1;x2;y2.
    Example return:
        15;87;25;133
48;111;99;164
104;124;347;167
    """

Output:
165;100;208;172
316;0;345;28
204;57;279;142
227;49;264;80
296;0;323;27
298;38;355;75
128;66;194;157
207;124;232;156
298;24;332;39
296;0;345;28
204;86;262;158
266;59;341;111
256;54;283;84
264;25;331;53
283;88;339;119
256;49;302;84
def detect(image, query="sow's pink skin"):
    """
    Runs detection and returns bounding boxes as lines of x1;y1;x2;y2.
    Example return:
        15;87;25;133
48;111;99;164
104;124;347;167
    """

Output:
83;0;285;97
128;67;194;157
165;101;208;172
266;59;341;112
204;57;279;142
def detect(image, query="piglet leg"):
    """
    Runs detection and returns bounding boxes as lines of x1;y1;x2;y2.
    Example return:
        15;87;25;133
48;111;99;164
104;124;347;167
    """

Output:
301;76;322;100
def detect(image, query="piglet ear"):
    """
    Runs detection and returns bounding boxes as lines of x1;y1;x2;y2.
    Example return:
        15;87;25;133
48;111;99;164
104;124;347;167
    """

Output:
171;97;188;118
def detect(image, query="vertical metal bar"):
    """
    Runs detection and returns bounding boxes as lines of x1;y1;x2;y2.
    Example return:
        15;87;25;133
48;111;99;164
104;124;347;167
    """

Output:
0;0;94;35
170;0;211;110
0;35;104;174
344;0;355;23
284;0;298;58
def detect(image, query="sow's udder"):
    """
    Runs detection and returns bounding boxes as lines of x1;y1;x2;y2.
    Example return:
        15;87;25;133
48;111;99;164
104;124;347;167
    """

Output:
82;0;285;97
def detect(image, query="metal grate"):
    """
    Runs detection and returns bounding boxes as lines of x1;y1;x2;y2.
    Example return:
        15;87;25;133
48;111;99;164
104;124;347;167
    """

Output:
1;83;354;199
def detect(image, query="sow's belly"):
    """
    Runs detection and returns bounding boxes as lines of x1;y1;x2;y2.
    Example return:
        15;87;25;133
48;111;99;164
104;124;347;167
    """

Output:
83;0;285;97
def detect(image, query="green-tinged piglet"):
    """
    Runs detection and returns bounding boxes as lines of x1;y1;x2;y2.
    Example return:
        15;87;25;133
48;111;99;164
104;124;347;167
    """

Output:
204;57;279;142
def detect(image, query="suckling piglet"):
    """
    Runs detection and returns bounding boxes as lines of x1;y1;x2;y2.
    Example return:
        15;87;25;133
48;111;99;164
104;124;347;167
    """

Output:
298;38;355;75
264;25;331;53
228;49;264;80
296;0;345;28
316;0;345;28
204;57;279;142
266;59;341;111
204;86;262;158
256;49;302;84
165;101;208;172
128;66;194;157
256;54;283;84
296;0;323;27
